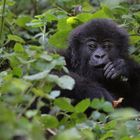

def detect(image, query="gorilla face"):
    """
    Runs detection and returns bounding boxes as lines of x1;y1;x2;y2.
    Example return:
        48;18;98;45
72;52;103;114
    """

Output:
81;38;118;68
69;19;129;70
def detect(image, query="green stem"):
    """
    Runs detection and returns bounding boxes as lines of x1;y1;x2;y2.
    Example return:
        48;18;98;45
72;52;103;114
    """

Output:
0;0;6;40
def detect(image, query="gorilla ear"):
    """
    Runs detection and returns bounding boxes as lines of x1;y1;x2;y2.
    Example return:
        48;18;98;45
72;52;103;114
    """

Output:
68;39;80;69
71;48;79;68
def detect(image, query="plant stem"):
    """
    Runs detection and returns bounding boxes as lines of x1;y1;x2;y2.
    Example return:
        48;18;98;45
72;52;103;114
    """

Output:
0;0;6;40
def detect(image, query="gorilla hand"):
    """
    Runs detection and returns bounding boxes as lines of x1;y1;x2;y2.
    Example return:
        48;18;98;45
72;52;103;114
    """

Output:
103;59;127;80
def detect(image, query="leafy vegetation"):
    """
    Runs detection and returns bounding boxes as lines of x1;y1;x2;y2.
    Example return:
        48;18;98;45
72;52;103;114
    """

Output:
0;0;140;140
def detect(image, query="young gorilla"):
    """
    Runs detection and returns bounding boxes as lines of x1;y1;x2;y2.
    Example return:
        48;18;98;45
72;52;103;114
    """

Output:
61;19;140;111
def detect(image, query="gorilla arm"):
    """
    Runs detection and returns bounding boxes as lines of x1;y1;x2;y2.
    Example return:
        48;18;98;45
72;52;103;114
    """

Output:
60;71;114;102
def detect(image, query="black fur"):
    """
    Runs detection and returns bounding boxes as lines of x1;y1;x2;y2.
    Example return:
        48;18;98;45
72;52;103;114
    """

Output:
61;19;140;111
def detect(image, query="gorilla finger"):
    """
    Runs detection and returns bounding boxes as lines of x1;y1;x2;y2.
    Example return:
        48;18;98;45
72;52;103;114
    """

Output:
104;65;114;76
111;72;120;79
106;68;115;79
104;62;112;71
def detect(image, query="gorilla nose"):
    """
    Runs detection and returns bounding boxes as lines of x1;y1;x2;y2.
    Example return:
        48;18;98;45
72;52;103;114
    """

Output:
95;54;106;59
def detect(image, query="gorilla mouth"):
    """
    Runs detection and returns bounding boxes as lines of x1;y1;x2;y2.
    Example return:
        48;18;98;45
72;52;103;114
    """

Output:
94;64;105;69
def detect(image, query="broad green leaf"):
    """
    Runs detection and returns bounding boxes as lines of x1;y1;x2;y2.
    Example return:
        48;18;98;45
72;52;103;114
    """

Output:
5;0;15;6
43;13;57;22
91;111;101;120
12;67;22;77
46;74;59;83
102;0;122;9
57;18;72;31
57;75;75;90
1;78;31;94
8;34;25;43
40;53;53;61
102;5;114;18
26;20;44;27
14;43;24;53
49;30;71;48
56;128;81;140
25;110;38;118
100;131;113;140
23;70;51;81
49;90;60;99
75;99;90;113
32;88;45;97
110;108;139;120
54;98;74;112
92;9;111;19
102;102;114;113
90;99;103;110
77;13;94;22
16;15;32;28
130;35;140;44
40;114;59;128
104;120;117;130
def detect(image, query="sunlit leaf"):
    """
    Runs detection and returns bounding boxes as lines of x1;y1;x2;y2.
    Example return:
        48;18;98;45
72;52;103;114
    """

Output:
49;30;71;48
57;75;75;90
23;70;51;81
54;98;74;112
75;99;90;113
8;34;25;43
40;114;59;128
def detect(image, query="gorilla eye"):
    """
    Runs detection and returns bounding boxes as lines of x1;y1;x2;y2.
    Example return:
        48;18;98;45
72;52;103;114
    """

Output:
103;42;113;49
87;41;96;50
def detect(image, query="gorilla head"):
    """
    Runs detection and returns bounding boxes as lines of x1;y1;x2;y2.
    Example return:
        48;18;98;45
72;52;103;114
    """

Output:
68;19;129;72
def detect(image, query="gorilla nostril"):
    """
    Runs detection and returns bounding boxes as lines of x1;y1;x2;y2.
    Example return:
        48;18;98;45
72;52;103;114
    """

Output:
95;54;105;59
95;55;100;58
101;54;106;58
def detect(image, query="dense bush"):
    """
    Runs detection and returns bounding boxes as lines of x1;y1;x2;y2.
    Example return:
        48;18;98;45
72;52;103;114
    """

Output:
0;0;140;140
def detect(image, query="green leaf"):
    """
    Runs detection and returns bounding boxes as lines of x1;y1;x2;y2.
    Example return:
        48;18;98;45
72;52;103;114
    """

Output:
6;0;15;6
102;102;114;113
102;0;122;9
54;98;74;112
91;111;101;120
14;43;24;53
40;114;59;128
26;20;44;27
130;35;140;44
40;53;53;61
1;78;31;94
49;90;60;99
49;30;71;48
23;70;51;81
43;13;57;22
90;99;103;110
77;13;94;23
92;9;111;19
75;99;90;113
110;108;139;120
57;75;75;90
104;120;117;130
57;18;72;31
56;128;81;140
25;110;38;118
12;67;22;77
16;15;32;28
32;88;45;97
46;74;59;83
8;34;25;43
100;131;113;140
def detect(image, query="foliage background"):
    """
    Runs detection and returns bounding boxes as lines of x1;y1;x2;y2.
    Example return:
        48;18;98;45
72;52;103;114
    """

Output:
0;0;140;140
